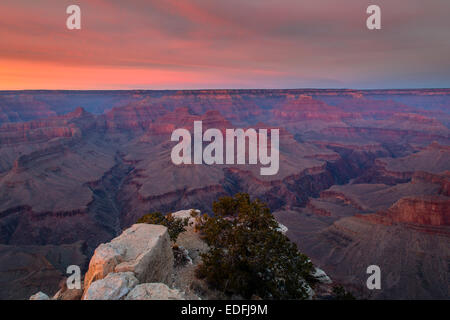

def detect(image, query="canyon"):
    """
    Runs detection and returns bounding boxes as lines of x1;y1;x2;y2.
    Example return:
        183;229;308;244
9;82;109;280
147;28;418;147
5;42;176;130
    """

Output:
170;121;280;175
0;89;448;299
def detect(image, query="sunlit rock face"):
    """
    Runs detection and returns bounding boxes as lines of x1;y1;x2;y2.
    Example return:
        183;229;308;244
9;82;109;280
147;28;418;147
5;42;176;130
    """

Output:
83;224;173;295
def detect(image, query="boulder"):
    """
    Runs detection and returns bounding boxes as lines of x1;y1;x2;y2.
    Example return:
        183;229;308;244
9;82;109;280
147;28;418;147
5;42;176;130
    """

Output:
172;209;200;225
125;283;185;300
83;224;173;294
83;272;138;300
29;291;50;300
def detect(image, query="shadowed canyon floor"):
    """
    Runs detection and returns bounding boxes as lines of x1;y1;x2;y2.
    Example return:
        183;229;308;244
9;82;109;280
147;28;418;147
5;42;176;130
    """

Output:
0;89;449;299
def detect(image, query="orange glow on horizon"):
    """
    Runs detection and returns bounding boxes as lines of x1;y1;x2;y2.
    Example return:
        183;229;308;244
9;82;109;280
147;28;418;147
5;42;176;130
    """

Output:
0;59;233;90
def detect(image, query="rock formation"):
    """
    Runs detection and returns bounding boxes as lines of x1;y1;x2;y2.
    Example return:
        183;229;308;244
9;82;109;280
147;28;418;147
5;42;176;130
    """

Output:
125;283;185;300
29;214;334;300
29;292;50;300
83;224;173;294
84;272;139;300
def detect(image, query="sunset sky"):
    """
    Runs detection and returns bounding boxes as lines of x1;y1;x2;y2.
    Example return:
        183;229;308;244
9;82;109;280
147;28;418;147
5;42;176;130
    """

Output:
1;0;449;90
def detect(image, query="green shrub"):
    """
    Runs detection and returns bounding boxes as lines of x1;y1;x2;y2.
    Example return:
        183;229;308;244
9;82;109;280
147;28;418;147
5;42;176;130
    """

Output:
332;285;356;300
137;212;188;242
196;193;314;299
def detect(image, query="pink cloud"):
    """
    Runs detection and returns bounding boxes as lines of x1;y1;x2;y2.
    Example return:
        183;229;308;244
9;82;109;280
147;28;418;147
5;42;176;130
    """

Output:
0;0;449;89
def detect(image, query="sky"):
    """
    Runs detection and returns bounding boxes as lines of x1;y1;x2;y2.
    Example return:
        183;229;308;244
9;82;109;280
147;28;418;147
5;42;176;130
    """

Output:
0;0;449;90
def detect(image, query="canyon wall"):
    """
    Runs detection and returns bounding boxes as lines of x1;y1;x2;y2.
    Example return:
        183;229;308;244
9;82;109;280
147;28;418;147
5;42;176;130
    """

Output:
0;89;448;299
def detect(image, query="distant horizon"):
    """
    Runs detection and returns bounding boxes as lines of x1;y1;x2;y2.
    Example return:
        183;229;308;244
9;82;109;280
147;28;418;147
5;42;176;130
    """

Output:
1;87;450;92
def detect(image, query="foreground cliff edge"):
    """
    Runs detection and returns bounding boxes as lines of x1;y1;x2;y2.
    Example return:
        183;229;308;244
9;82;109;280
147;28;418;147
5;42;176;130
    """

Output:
29;209;333;300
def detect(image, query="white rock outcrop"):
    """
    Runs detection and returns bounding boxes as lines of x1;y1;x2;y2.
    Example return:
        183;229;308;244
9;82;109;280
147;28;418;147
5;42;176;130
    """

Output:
277;222;288;234
83;224;173;294
172;209;200;225
29;291;50;300
312;267;332;284
125;283;185;300
83;272;139;300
